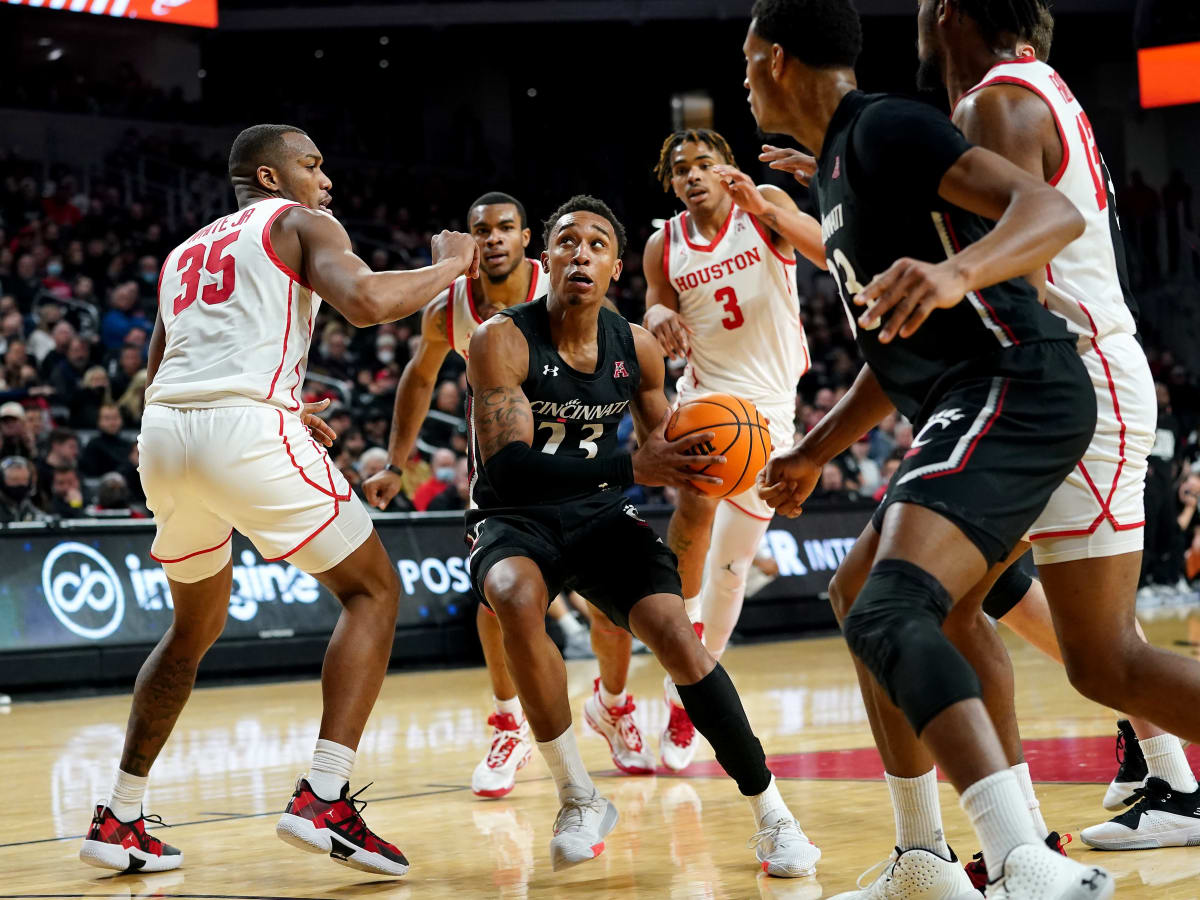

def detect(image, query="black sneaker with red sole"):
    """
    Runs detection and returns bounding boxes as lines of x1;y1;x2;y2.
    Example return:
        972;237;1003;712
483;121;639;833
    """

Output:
964;831;1070;893
276;777;409;876
79;805;183;873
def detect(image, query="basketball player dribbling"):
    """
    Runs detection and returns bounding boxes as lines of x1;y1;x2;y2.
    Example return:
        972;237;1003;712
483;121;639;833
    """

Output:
361;192;654;797
78;124;477;878
465;194;820;876
642;128;826;769
744;0;1122;894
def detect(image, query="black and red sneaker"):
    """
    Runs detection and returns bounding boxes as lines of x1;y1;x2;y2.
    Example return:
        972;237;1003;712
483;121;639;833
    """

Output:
963;831;1070;894
79;804;183;873
276;777;409;876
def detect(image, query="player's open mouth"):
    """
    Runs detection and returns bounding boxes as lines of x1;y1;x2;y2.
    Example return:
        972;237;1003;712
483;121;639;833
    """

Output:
485;253;507;264
567;272;593;285
688;189;708;201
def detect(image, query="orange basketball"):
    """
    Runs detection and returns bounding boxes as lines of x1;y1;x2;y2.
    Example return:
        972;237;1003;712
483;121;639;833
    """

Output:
665;393;773;498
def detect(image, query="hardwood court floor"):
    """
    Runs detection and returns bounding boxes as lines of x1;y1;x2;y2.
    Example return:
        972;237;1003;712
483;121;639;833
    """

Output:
3;616;1200;899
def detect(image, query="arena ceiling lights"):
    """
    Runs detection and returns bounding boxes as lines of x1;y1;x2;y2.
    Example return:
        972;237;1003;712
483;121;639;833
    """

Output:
5;0;217;28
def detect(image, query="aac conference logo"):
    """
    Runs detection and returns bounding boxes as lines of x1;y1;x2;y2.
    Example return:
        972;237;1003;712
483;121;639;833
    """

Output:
42;542;125;641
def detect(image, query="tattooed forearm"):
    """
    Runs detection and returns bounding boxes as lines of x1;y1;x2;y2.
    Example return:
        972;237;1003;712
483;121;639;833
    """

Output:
476;386;533;459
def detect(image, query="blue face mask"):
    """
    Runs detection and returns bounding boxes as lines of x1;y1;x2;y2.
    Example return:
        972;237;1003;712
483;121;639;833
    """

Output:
141;270;157;283
435;466;456;482
46;262;63;277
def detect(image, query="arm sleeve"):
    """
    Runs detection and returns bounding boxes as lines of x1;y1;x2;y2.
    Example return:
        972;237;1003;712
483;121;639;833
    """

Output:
850;99;974;202
483;441;635;504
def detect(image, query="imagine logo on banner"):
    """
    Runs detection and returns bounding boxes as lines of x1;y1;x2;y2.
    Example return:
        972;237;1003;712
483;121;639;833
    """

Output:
41;542;126;640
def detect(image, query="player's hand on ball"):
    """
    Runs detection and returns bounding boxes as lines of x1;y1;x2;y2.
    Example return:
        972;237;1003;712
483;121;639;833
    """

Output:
757;446;822;518
363;468;403;510
855;257;969;343
633;412;725;492
759;145;817;186
712;165;769;216
432;230;480;279
643;304;693;361
300;399;337;447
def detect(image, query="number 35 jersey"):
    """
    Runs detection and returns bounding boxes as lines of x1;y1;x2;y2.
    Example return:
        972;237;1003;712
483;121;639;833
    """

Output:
660;205;809;410
146;198;323;412
814;91;1073;422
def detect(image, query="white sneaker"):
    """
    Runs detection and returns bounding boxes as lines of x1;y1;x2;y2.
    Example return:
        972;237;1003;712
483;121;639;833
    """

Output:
828;847;977;899
471;711;532;799
986;843;1113;899
549;791;619;871
582;678;654;774
750;816;822;877
1081;776;1200;850
660;675;700;772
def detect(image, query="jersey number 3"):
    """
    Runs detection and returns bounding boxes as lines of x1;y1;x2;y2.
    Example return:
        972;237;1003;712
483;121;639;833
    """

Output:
714;286;744;330
173;231;241;315
538;421;604;458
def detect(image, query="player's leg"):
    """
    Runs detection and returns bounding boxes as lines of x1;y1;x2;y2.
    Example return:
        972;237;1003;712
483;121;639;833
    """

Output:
81;559;232;874
666;488;718;617
471;603;532;799
698;498;773;658
582;606;654;774
482;555;617;871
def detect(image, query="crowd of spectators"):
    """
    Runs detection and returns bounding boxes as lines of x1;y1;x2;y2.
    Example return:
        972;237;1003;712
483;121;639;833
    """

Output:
5;142;1200;600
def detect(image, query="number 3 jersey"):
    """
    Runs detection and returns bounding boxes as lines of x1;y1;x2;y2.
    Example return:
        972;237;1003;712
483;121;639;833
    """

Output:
146;197;322;412
660;205;809;409
466;297;640;517
814;91;1074;421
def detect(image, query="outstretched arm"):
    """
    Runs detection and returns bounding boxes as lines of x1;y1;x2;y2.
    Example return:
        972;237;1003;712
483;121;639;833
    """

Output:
283;207;478;327
711;166;828;270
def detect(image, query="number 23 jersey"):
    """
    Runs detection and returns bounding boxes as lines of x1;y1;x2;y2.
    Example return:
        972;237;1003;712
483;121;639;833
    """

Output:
147;197;322;412
661;205;809;409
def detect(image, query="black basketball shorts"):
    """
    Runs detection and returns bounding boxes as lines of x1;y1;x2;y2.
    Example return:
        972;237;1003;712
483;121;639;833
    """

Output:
871;340;1096;567
468;495;683;631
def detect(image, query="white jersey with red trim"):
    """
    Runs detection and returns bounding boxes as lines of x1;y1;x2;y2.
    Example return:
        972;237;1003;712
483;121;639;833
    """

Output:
662;205;809;409
146;197;322;412
443;258;547;360
959;57;1137;342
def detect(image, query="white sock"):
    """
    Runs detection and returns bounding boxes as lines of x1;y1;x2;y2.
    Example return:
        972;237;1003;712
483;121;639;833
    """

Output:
748;775;792;828
1141;733;1199;792
308;738;355;801
538;725;595;802
683;594;702;623
961;769;1039;881
886;768;950;856
598;682;625;709
494;695;523;719
557;612;585;637
108;769;148;821
1010;762;1049;839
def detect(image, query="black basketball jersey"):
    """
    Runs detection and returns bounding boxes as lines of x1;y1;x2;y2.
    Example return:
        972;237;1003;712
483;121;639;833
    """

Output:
466;297;641;516
814;91;1074;421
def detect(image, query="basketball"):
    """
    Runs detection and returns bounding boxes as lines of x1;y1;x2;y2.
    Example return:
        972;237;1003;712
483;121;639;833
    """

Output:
665;393;773;498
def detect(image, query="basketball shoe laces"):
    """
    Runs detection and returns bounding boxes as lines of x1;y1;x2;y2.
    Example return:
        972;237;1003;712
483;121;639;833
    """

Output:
666;703;695;747
333;783;385;846
485;713;522;767
608;698;643;750
553;793;605;834
746;818;802;855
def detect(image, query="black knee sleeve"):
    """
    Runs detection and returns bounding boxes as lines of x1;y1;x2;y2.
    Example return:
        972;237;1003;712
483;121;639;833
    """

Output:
676;663;771;796
981;564;1034;620
842;559;982;735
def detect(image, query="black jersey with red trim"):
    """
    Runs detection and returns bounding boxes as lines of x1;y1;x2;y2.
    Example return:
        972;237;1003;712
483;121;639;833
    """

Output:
465;297;641;524
814;91;1074;421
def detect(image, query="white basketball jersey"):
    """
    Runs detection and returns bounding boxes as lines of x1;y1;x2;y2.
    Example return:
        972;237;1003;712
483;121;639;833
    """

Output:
147;198;322;412
662;206;809;407
443;258;548;360
957;58;1137;342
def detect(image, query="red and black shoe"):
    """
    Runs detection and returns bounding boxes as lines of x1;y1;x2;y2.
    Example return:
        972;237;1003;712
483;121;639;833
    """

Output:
79;804;183;873
276;777;409;876
963;831;1071;894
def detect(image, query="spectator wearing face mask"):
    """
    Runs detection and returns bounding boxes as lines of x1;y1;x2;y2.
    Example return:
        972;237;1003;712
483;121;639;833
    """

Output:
427;456;470;512
0;456;47;523
412;447;457;512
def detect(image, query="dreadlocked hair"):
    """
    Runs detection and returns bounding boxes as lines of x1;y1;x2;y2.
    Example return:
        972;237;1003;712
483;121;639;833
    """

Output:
653;129;738;192
959;0;1050;46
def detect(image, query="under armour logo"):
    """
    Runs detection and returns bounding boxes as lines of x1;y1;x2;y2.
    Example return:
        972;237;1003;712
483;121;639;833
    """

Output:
832;156;841;179
613;360;629;378
543;365;559;376
1080;870;1107;891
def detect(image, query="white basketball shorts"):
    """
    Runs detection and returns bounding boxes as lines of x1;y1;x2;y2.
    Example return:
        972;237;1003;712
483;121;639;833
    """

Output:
1026;331;1154;565
675;387;795;522
139;404;374;583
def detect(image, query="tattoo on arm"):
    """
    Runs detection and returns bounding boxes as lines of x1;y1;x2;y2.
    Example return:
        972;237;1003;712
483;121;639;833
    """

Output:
430;305;448;340
476;386;532;459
